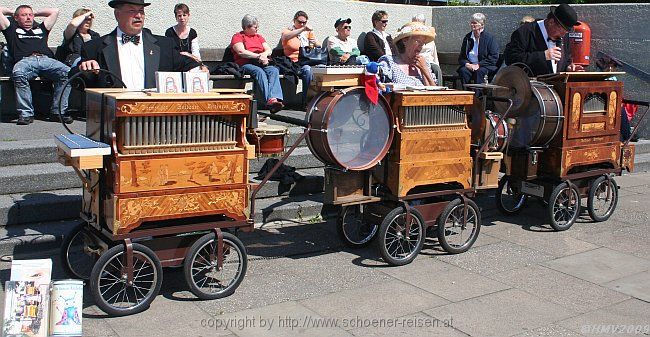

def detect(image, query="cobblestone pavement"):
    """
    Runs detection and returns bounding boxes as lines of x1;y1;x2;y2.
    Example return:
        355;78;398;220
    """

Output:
2;172;649;337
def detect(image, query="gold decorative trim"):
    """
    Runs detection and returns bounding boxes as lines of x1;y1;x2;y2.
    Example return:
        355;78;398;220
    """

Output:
119;100;248;115
571;92;581;130
608;91;617;126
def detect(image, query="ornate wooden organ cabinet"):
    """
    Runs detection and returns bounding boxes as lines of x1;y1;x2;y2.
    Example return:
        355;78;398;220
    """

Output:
84;89;252;234
538;73;623;177
383;90;476;197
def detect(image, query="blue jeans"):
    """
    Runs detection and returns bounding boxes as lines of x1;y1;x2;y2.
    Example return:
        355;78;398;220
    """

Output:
241;63;283;102
299;64;313;100
12;55;71;118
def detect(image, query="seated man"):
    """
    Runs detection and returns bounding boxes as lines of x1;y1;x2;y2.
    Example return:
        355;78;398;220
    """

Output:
78;0;202;89
0;5;72;125
327;18;360;65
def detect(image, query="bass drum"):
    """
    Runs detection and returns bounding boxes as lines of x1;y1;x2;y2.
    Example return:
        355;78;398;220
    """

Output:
510;80;563;148
306;87;395;170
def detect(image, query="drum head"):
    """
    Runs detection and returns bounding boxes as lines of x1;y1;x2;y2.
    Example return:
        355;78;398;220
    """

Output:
307;88;394;170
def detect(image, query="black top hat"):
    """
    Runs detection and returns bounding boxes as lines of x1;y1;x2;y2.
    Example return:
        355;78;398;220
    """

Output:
334;18;351;28
550;3;579;31
108;0;151;8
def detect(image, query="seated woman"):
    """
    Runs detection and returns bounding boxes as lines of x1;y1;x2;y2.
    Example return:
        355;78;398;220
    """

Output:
57;8;99;67
377;22;437;86
281;10;319;103
231;14;284;113
457;13;499;86
165;3;201;63
327;18;360;65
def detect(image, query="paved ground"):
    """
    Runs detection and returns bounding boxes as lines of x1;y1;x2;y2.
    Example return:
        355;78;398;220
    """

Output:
1;172;649;336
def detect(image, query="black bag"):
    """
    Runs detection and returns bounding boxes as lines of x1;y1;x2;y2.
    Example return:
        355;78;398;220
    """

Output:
298;46;327;66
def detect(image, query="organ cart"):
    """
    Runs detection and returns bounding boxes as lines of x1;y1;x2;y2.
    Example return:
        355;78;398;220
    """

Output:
260;65;503;266
485;67;646;230
57;89;258;316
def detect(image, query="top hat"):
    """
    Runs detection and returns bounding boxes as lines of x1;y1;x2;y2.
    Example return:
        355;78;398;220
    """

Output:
334;18;351;28
393;22;436;45
550;3;579;31
108;0;151;8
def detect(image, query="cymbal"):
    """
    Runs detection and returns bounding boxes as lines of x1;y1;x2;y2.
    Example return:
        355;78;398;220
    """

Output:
464;83;509;90
492;66;532;117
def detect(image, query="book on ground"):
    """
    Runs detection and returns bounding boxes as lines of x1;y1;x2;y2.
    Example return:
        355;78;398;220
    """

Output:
55;134;111;157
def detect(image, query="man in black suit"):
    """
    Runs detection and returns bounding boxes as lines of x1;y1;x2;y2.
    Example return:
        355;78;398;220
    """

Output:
504;3;582;76
78;0;202;88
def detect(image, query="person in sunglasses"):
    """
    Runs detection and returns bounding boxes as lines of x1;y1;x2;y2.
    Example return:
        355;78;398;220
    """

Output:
363;10;396;62
281;11;319;104
327;18;360;65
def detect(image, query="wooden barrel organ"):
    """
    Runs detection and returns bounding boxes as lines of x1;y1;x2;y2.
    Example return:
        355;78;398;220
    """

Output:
485;69;638;231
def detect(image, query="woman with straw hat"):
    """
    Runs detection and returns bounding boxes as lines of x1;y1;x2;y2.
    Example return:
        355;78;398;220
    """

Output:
377;22;437;86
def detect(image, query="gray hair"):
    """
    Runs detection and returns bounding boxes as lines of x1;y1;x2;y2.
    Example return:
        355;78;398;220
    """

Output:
412;14;426;24
471;12;486;25
241;14;258;29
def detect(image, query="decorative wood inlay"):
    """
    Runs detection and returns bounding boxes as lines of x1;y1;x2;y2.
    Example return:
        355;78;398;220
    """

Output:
571;92;581;130
564;144;620;171
118;99;249;116
608;91;617;126
118;154;245;193
116;189;247;233
387;158;472;196
580;122;606;132
400;94;474;106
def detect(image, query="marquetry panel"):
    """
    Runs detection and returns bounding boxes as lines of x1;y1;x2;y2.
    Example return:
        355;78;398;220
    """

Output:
543;143;621;177
117;153;246;193
564;81;621;141
114;188;248;234
116;99;250;117
386;158;472;197
389;129;471;163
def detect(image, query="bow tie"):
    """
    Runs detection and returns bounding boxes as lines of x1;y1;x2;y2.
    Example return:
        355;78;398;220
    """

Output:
121;34;140;45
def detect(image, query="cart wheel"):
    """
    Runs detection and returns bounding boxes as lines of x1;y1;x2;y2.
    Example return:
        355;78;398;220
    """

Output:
61;222;101;280
496;176;526;215
90;243;162;316
437;198;481;254
587;176;618;222
548;182;581;231
184;232;247;300
377;206;425;266
336;205;379;248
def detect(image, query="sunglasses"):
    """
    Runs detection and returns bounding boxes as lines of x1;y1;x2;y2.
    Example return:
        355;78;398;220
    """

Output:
342;25;352;30
296;19;307;24
380;19;388;23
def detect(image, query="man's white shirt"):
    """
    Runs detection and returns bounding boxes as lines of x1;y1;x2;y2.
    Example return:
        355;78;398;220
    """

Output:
537;20;558;73
116;27;145;90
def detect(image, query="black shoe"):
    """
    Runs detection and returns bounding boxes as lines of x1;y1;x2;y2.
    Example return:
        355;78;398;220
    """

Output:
16;116;33;125
50;114;74;124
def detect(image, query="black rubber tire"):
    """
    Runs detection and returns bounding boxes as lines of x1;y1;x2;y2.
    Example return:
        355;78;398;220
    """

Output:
548;182;581;231
184;232;247;300
377;206;425;266
60;222;100;280
336;205;379;248
495;176;526;215
437;198;482;254
587;176;618;222
90;243;162;316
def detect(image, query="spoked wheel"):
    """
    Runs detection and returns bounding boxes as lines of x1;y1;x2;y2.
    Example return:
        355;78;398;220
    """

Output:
377;206;425;266
184;232;247;300
90;243;162;316
496;176;526;215
61;222;103;280
548;182;581;231
587;176;618;222
437;198;482;254
336;205;379;248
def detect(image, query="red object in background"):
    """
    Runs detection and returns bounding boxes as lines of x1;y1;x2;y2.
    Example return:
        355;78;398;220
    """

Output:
569;21;591;67
623;103;638;121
